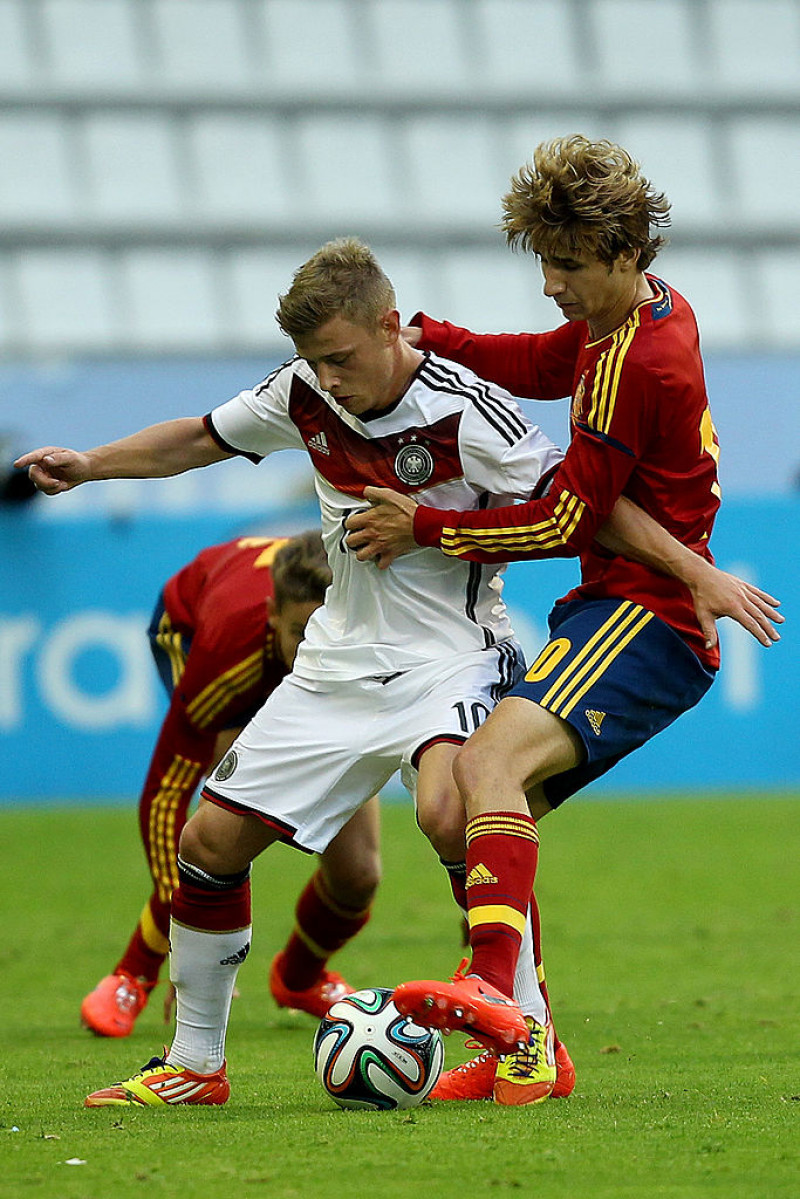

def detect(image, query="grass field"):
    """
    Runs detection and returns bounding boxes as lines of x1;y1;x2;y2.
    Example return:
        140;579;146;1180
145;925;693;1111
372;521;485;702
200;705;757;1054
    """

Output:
1;794;798;1199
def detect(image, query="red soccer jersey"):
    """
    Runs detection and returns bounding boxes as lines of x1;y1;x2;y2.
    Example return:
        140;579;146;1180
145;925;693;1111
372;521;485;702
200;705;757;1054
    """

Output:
412;276;722;668
162;536;291;732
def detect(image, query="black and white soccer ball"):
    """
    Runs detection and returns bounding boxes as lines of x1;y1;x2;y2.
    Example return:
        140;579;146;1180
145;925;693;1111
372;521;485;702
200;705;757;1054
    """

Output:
313;987;444;1110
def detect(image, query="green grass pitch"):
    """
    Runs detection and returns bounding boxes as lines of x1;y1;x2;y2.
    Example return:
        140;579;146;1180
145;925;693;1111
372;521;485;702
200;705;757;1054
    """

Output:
1;794;798;1199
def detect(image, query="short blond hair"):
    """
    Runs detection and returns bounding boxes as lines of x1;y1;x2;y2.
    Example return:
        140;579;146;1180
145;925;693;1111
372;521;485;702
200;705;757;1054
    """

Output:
272;530;331;610
502;135;671;270
276;237;396;339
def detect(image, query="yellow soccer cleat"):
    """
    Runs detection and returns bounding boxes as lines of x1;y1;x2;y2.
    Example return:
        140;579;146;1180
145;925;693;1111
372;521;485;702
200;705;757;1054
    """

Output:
84;1055;230;1108
493;1016;556;1106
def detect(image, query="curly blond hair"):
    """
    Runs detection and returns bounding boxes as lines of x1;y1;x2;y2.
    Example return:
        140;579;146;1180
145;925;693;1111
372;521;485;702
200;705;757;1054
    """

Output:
502;135;671;270
276;237;396;339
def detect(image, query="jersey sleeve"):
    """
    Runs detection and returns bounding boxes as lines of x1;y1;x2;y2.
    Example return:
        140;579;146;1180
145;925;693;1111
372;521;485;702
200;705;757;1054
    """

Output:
414;355;652;563
206;363;306;460
456;386;565;500
413;312;582;400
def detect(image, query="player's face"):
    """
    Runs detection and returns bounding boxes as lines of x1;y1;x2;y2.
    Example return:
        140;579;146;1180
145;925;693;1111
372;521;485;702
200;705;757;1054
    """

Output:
293;312;407;416
269;598;321;668
540;249;641;339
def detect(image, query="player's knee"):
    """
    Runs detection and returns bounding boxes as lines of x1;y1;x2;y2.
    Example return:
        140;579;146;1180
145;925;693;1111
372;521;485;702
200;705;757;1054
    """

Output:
452;738;495;807
323;851;382;910
178;811;236;875
416;796;467;862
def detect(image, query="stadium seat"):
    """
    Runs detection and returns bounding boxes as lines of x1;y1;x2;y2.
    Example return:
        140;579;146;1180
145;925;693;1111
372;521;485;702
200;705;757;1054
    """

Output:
293;114;400;222
728;117;800;223
473;0;581;94
41;0;144;88
188;114;293;222
0;114;77;222
610;115;719;224
589;0;699;91
262;0;363;91
707;0;800;92
657;249;750;349
368;0;470;93
438;248;558;334
403;114;506;222
0;0;34;87
150;0;254;92
83;114;185;223
15;250;117;351
751;249;800;346
120;250;222;350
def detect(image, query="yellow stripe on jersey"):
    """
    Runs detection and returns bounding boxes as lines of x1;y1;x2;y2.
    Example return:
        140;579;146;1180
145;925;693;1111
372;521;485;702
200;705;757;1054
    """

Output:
537;600;653;718
185;650;264;729
155;611;187;689
586;314;639;436
148;753;204;899
440;489;586;557
468;904;528;937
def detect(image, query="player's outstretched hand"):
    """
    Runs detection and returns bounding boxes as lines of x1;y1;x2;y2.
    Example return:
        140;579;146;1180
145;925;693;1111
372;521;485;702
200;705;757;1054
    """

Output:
686;562;783;649
345;486;419;569
13;446;92;495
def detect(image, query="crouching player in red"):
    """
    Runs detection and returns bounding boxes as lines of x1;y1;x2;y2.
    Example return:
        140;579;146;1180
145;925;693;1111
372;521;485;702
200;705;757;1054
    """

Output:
80;531;380;1036
347;136;783;1104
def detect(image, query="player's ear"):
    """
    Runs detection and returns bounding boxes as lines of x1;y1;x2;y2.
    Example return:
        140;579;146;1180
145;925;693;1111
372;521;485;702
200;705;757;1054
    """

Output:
380;309;402;341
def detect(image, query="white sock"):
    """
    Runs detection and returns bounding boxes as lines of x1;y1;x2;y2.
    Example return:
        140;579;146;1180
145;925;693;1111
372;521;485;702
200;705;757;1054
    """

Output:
512;908;548;1026
166;919;251;1074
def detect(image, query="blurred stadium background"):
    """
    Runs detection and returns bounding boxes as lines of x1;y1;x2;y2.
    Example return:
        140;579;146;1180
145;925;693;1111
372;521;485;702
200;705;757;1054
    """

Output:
0;0;797;803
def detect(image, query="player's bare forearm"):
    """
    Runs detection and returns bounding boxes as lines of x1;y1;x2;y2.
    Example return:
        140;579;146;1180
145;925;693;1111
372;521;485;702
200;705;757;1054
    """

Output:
14;418;231;494
345;486;419;569
598;497;783;648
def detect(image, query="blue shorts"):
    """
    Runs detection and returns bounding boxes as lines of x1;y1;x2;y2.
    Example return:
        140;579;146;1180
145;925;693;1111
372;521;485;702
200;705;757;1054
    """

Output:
508;597;717;808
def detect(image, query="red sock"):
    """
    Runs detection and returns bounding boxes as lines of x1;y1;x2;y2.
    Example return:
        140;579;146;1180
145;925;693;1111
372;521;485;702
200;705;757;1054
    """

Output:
529;890;561;1048
465;811;539;997
114;894;171;985
171;866;252;933
280;870;371;991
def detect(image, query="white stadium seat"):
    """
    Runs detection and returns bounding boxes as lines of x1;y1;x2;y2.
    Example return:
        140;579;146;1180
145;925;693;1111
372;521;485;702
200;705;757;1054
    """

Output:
120;249;222;350
589;0;699;91
151;0;254;90
473;0;581;93
293;113;400;222
0;115;77;221
728;117;800;223
0;0;34;87
261;0;363;91
367;0;470;93
707;0;800;92
656;248;750;349
15;250;117;350
188;114;293;222
83;114;185;222
41;0;144;89
610;115;719;225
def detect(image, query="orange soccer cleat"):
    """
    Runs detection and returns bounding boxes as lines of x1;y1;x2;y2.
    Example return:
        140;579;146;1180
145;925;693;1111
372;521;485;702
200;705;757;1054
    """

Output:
430;1037;576;1101
269;953;354;1020
80;973;154;1038
393;958;529;1055
85;1055;230;1107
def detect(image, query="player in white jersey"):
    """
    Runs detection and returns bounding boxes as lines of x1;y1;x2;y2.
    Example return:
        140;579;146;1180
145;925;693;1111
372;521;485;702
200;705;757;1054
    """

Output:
17;238;738;1108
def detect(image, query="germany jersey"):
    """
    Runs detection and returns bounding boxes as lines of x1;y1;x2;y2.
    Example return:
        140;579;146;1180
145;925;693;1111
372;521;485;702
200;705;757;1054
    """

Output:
205;351;563;683
158;537;290;733
410;277;722;668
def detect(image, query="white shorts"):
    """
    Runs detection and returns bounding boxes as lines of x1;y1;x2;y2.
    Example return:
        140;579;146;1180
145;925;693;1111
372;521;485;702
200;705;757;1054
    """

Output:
202;641;524;854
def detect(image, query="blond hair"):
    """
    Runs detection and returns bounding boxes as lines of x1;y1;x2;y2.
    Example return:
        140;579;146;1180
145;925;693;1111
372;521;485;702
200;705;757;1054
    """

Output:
502;135;671;270
272;531;331;610
276;237;396;339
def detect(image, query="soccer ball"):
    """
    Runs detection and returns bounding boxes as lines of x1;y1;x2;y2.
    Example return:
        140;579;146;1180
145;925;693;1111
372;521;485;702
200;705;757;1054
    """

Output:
313;987;444;1110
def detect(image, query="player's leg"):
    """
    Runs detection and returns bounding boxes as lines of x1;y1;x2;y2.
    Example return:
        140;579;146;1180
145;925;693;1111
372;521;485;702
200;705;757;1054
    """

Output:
270;797;382;1017
81;625;212;1036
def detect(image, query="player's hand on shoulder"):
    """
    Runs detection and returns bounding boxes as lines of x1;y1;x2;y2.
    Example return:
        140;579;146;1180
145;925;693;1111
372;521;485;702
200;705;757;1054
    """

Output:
345;486;419;569
13;446;93;494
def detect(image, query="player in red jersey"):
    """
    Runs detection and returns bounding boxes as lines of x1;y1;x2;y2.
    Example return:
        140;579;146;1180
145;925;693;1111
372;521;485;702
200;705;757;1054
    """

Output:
80;531;380;1037
347;136;783;1104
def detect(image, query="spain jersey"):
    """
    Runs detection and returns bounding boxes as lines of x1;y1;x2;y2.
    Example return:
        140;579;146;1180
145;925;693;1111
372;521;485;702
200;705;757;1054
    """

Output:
410;277;722;668
156;537;290;733
204;352;564;682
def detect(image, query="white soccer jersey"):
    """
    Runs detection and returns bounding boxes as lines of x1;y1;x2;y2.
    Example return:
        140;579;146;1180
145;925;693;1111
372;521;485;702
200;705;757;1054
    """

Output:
206;351;563;682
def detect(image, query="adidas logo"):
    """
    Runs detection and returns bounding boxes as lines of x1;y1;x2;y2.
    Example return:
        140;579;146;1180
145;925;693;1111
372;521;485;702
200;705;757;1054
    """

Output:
465;862;498;888
585;709;606;736
307;430;330;456
220;942;251;966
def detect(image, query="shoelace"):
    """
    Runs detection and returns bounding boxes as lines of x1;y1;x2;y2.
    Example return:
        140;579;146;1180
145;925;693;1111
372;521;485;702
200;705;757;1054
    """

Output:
450;1050;495;1076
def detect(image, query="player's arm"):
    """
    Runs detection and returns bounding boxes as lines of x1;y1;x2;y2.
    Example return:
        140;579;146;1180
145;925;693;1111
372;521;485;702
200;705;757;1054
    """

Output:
598;497;782;648
14;417;231;495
